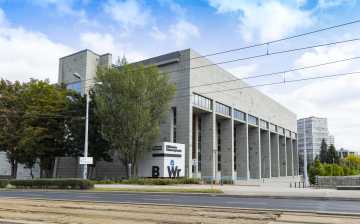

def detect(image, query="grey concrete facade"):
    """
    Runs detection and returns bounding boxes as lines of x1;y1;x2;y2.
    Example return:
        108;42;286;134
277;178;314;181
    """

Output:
54;48;298;180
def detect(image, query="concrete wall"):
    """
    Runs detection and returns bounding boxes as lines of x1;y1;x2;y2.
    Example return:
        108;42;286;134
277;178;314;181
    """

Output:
318;176;360;189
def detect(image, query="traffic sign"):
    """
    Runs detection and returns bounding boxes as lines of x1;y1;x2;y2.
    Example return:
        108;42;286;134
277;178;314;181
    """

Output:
170;159;174;166
191;159;198;166
80;157;93;164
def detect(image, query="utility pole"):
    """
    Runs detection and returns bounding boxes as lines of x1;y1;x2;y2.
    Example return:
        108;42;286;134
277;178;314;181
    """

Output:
303;118;307;187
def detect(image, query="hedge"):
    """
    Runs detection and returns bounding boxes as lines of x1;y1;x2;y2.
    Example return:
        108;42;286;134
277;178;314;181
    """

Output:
0;179;9;188
10;178;94;189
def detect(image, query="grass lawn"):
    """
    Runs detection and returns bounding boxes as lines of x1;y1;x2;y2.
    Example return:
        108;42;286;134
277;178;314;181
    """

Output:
93;188;223;193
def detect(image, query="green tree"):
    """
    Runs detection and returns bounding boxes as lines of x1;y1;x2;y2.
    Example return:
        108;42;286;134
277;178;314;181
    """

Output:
19;79;70;178
65;90;113;179
324;164;333;176
319;138;328;163
308;159;325;185
0;79;29;179
333;164;344;176
94;57;176;179
327;144;340;164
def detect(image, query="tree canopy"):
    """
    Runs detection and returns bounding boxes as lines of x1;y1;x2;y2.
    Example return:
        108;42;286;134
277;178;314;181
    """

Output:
19;79;70;178
65;90;113;179
94;57;176;178
319;138;328;163
0;79;29;178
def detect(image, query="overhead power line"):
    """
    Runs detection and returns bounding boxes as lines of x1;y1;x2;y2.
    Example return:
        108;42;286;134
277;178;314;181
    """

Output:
82;37;360;84
173;71;360;99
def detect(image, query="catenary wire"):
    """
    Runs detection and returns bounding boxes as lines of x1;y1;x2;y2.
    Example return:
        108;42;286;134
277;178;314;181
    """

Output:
81;37;360;84
3;70;358;117
75;18;360;83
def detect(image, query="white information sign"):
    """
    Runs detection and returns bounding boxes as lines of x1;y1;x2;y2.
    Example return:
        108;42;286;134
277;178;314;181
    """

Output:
191;159;198;166
80;157;93;164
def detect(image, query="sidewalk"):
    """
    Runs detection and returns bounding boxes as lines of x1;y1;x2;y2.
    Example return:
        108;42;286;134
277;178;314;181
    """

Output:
95;176;360;201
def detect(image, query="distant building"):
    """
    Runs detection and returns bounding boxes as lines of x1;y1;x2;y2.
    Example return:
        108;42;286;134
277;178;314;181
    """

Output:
297;117;329;164
337;148;360;158
328;135;335;146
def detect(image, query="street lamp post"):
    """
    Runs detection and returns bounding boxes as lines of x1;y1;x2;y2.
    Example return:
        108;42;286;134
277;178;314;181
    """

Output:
73;73;102;179
303;118;307;187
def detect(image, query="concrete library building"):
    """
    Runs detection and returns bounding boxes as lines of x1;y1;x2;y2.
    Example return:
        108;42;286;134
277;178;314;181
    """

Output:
55;48;299;180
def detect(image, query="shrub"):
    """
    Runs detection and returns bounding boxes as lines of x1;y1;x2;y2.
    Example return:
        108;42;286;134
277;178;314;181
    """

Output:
324;164;333;176
333;165;344;176
0;179;9;188
308;159;325;185
121;179;130;184
343;166;350;176
10;179;94;189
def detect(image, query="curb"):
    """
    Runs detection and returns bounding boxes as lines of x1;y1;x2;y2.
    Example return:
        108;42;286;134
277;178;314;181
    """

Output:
1;188;360;201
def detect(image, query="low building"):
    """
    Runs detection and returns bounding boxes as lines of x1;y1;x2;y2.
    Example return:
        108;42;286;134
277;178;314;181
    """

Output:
56;49;298;180
0;49;299;180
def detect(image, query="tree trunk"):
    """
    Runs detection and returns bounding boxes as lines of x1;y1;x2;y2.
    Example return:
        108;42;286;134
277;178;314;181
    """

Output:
11;160;18;179
132;162;137;176
55;157;61;178
30;168;34;179
125;164;129;179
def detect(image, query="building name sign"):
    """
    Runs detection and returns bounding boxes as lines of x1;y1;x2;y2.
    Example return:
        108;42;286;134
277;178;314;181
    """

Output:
166;145;182;153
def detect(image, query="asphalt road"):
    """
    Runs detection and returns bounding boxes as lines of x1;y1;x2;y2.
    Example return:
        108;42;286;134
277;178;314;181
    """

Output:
1;190;360;214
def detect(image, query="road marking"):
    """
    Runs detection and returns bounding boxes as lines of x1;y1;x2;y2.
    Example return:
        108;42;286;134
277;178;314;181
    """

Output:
76;196;100;198
143;198;171;201
227;202;267;205
23;194;44;196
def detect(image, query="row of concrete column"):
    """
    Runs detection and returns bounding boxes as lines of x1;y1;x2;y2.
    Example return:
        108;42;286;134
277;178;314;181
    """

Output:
194;110;298;179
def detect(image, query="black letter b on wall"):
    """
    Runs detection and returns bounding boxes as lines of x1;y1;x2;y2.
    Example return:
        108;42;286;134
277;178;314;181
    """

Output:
152;166;160;177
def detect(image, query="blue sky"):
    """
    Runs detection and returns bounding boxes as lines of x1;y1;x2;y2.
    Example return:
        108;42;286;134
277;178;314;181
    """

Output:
1;0;360;150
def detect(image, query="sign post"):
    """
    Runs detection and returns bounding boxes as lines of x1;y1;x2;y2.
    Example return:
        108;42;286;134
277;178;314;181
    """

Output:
170;159;174;184
191;159;198;185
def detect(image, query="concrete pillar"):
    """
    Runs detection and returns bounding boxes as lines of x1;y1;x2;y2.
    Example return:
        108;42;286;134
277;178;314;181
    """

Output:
236;123;249;178
293;139;298;176
201;110;216;178
194;114;199;177
279;135;287;176
221;116;234;177
248;126;261;179
286;137;293;176
176;98;192;177
261;130;271;178
270;133;280;177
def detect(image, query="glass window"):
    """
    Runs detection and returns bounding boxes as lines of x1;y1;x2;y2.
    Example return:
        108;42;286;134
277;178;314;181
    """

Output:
67;81;82;93
234;109;245;121
260;120;268;129
248;115;257;125
193;93;211;110
215;102;230;116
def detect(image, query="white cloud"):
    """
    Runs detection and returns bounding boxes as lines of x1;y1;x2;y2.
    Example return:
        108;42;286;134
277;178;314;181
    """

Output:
317;0;356;9
0;9;74;83
207;0;315;42
292;40;360;78
158;0;186;17
270;73;360;150
227;64;258;79
169;19;199;47
30;0;86;18
80;32;146;63
103;0;152;37
158;0;200;47
149;26;167;41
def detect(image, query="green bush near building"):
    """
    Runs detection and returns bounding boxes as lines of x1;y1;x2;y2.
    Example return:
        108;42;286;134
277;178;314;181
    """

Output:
10;179;94;189
0;179;9;188
308;159;359;185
